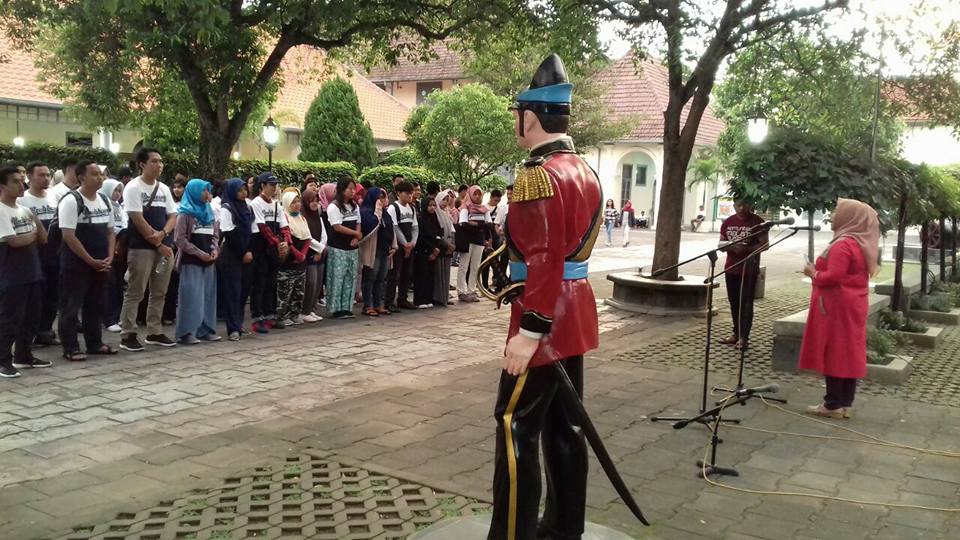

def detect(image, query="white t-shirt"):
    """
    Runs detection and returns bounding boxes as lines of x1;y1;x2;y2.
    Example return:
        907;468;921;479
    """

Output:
459;207;492;224
495;203;509;227
386;201;416;225
326;202;358;226
0;202;36;239
57;192;112;230
211;196;222;222
48;182;75;204
250;196;289;228
122;176;177;215
17;192;58;223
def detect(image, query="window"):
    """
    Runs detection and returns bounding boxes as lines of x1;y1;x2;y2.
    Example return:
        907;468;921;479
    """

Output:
620;164;633;205
66;131;93;147
416;81;442;105
285;131;301;145
635;166;647;187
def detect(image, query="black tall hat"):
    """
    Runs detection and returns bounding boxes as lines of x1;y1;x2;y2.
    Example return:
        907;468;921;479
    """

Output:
515;54;573;106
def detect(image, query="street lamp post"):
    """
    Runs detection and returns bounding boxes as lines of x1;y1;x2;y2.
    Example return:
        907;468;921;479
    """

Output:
746;111;768;145
12;120;24;147
262;116;279;171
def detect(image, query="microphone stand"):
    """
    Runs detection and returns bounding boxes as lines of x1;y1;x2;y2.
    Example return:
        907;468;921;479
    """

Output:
646;227;773;427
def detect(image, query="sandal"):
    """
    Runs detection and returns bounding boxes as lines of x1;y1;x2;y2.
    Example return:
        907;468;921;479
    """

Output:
375;308;392;316
364;308;380;317
63;351;87;362
735;339;749;351
87;345;119;356
718;335;739;345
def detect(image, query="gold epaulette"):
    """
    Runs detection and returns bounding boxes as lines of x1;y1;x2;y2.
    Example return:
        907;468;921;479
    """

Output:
513;158;554;202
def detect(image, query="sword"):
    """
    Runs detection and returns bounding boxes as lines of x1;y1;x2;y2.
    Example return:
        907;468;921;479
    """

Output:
553;362;650;526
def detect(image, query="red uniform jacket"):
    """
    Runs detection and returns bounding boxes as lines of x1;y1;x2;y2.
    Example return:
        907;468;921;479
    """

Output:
506;142;602;368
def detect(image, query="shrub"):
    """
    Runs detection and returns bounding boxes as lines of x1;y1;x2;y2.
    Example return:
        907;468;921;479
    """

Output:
161;153;356;188
477;174;508;192
0;142;121;171
357;165;442;191
866;327;896;365
910;293;953;313
878;309;929;333
378;147;424;168
299;77;378;169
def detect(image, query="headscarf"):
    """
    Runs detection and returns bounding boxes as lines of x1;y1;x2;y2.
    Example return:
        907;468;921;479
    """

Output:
435;189;456;239
464;185;487;216
317;182;337;213
100;178;126;231
99;178;122;202
179;179;215;226
354;184;366;206
222;178;254;245
623;200;634;213
826;198;880;277
282;186;301;197
360;186;383;239
418;198;442;248
300;190;326;243
282;191;311;241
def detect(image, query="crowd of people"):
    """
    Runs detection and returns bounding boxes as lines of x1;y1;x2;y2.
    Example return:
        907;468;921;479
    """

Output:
0;148;510;379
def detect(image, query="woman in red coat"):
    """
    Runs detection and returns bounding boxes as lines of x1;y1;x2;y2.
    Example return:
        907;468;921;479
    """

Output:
799;198;880;419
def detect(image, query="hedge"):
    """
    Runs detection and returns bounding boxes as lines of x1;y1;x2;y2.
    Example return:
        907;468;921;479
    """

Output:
478;174;508;192
378;147;424;168
357;165;442;191
0;143;121;170
161;154;357;187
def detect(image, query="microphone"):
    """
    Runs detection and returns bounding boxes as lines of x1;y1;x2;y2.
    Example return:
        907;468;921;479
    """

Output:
790;225;822;232
736;383;780;396
753;217;795;230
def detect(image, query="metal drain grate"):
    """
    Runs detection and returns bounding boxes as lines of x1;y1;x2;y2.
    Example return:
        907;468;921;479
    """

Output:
52;453;490;540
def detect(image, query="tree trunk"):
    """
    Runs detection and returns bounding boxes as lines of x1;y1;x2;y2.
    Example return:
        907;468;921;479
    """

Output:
807;212;815;262
892;192;908;312
196;127;236;181
651;144;692;280
953;217;958;279
920;221;929;295
939;216;947;282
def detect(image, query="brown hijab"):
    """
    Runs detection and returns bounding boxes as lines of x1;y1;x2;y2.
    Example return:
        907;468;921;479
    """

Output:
827;198;880;277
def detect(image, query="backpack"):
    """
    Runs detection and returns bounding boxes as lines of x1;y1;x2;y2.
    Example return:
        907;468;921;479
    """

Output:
46;190;113;250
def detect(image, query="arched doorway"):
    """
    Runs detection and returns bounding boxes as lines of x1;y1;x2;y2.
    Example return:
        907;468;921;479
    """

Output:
616;150;658;220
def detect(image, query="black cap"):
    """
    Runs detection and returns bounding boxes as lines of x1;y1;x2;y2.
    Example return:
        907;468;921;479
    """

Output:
256;172;278;186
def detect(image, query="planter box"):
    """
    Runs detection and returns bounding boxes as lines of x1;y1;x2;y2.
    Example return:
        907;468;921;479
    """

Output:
907;307;960;326
866;355;913;385
605;272;718;317
875;276;921;311
893;326;944;349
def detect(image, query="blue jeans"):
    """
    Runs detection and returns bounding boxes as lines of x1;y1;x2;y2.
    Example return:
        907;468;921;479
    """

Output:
363;250;391;309
604;220;614;244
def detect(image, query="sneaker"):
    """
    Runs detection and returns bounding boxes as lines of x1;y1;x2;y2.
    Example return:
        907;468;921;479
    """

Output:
292;315;305;325
199;334;222;342
281;318;297;327
239;329;251;336
343;311;355;319
228;332;241;342
310;312;324;320
120;334;145;352
162;319;174;326
145;334;177;347
417;304;434;309
264;319;277;329
301;313;320;323
13;357;52;369
273;319;288;329
332;311;350;320
252;322;269;334
318;298;327;307
105;324;122;333
805;403;845;419
0;365;21;378
842;407;852;419
179;334;201;345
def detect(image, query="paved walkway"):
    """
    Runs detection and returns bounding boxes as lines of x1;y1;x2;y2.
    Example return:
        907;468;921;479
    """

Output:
2;246;959;539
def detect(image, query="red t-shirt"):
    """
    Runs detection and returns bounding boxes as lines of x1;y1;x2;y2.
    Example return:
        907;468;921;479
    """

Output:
720;213;765;275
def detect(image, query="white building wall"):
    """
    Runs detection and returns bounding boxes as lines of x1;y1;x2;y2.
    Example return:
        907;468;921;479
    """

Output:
902;124;960;166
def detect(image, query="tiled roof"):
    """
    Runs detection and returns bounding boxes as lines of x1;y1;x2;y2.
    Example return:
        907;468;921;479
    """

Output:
0;38;61;105
598;54;725;146
363;40;465;83
0;37;409;142
274;46;410;141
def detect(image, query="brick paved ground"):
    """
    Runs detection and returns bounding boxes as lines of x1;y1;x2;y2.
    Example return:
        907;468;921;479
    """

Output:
2;233;958;539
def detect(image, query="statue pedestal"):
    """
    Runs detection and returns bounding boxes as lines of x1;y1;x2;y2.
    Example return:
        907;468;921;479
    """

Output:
605;272;717;317
409;515;634;540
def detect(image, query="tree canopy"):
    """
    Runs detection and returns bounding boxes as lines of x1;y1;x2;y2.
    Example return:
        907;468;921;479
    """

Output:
404;84;524;186
299;78;378;169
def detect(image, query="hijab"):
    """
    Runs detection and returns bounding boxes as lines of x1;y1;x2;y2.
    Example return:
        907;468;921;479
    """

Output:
282;191;311;241
419;199;442;246
435;189;456;239
179;179;215;226
623;200;634;213
464;185;487;216
222;178;254;244
99;178;122;202
360;186;383;239
301;189;326;243
826;198;880;277
99;178;125;230
354;184;366;206
318;182;337;213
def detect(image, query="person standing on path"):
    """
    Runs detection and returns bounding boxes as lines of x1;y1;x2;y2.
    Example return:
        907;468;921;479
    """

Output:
276;191;312;326
325;177;361;319
0;165;50;378
99;178;128;333
456;185;490;303
118;148;178;352
18;162;61;346
603;198;617;247
57;161;117;361
385;181;418;311
800;198;880;419
217;178;256;341
174;179;221;345
249;173;291;332
718;199;766;351
433;189;457;307
299;189;327;322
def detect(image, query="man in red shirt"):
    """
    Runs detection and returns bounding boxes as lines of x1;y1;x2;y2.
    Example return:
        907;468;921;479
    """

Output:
719;200;767;350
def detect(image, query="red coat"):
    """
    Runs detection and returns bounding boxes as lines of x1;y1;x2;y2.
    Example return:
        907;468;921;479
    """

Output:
506;149;601;368
798;238;869;378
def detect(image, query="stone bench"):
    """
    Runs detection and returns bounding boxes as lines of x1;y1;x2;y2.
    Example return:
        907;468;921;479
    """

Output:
874;276;921;311
771;294;891;372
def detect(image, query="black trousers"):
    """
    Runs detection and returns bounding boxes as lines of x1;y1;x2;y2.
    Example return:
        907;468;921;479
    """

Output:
38;264;59;336
251;251;279;320
220;262;252;334
103;261;125;327
489;357;587;540
385;250;413;307
412;252;436;306
58;266;106;354
0;281;42;367
824;377;857;409
725;272;758;340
